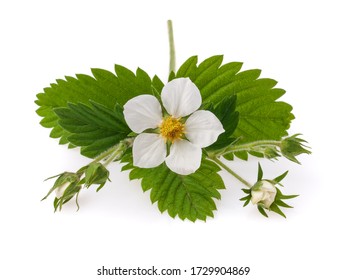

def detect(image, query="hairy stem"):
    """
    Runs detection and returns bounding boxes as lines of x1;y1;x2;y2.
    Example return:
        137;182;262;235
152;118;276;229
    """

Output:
218;140;281;157
104;143;126;166
167;20;176;74
91;147;119;164
211;157;253;188
92;138;134;166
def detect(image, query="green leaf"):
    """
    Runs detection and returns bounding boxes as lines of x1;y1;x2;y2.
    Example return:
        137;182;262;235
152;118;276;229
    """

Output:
152;75;164;99
257;163;263;181
121;154;225;222
176;56;294;147
35;66;152;150
234;151;248;160
168;71;176;82
54;101;131;158
176;55;198;78
205;96;239;151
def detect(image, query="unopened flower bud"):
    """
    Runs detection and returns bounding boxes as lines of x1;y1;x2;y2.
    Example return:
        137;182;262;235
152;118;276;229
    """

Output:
55;182;70;198
42;171;83;211
42;172;80;200
251;180;277;209
84;163;110;191
280;134;311;163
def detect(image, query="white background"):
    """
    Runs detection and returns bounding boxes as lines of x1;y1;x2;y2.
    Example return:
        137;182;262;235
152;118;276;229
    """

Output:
1;0;346;279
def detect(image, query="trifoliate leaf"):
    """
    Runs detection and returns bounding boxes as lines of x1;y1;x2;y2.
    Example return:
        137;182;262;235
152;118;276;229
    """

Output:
121;154;225;222
35;66;152;150
175;56;294;147
54;101;131;158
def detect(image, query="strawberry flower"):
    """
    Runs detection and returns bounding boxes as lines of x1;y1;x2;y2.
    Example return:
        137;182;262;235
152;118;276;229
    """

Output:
123;78;224;175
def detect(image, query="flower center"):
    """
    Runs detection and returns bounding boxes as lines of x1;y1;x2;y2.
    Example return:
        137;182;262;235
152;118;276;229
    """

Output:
159;116;185;142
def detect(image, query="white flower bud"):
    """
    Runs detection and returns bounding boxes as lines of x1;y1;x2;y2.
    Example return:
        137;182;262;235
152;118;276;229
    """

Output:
55;182;70;198
251;180;277;209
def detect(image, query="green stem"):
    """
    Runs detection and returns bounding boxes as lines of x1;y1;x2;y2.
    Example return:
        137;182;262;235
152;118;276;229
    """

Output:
91;147;119;164
211;157;253;188
103;138;134;166
92;138;134;166
218;140;281;157
167;20;176;74
104;145;124;166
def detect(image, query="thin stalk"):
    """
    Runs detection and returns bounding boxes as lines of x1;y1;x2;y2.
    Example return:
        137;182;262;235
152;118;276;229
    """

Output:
211;157;253;188
167;20;176;74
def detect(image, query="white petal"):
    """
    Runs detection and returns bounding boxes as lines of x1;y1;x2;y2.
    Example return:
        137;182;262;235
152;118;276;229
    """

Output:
185;110;225;148
123;95;163;133
269;191;277;201
251;190;265;205
263;198;274;209
55;182;69;198
165;140;202;175
260;181;277;192
161;78;202;117
132;133;167;168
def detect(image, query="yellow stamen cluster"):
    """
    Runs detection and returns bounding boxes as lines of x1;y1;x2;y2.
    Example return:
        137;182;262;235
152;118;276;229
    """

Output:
159;116;185;142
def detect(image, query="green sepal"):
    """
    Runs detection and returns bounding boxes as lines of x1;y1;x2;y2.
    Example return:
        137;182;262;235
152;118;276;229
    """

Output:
275;187;299;200
257;205;269;218
240;189;252;207
269;202;286;218
257;163;263;181
280;134;311;164
42;172;80;201
54;182;82;212
84;162;110;191
273;170;289;184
